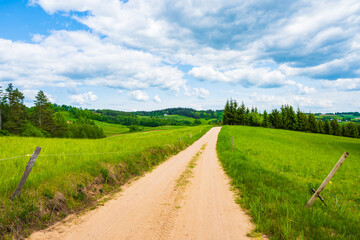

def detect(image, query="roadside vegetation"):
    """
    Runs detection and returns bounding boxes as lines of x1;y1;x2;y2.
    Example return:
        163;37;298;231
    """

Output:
217;126;360;239
0;125;211;239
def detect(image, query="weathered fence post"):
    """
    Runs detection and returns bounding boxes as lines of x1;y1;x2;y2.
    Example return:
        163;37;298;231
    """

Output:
11;147;41;200
305;152;348;208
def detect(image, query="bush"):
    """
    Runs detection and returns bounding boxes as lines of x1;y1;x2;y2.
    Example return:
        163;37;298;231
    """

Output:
128;125;141;132
21;123;45;137
0;129;10;136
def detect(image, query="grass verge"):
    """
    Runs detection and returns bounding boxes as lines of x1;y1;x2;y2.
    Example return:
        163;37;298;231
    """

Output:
217;126;360;239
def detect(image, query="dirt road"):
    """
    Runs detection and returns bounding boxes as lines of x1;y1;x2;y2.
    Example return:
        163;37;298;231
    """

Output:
29;127;252;240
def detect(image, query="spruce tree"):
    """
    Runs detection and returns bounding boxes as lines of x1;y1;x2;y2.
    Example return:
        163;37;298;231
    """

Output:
281;105;297;130
33;90;55;133
222;100;230;125
296;108;308;132
308;114;319;133
330;119;340;136
345;122;358;138
4;84;27;134
317;119;325;134
324;119;332;134
270;109;283;129
238;102;246;125
262;110;270;128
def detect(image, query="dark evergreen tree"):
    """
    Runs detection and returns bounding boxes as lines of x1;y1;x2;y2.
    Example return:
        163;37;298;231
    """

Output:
324;119;332;134
53;112;69;137
222;100;230;125
270;109;283;129
330;119;341;136
236;102;246;125
296;108;308;132
244;107;250;125
262;110;270;128
317;119;325;134
340;124;346;136
33;90;55;133
3;84;27;134
281;105;297;130
308;114;319;133
344;122;358;138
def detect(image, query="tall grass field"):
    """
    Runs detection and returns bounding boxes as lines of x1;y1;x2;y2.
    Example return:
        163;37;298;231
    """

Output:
217;126;360;239
0;125;211;239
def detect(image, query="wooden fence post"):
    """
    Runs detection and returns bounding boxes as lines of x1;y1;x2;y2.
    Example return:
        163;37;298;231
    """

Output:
305;152;348;208
11;147;41;200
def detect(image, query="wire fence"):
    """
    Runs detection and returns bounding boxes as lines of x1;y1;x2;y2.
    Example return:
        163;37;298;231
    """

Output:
0;151;137;162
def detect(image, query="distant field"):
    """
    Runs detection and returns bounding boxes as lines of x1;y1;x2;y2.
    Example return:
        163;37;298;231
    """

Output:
217;126;360;239
0;125;212;239
139;114;213;124
93;120;130;136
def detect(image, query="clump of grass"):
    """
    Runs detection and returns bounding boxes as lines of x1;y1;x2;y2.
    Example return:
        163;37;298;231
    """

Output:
0;125;212;239
176;144;207;189
217;126;360;239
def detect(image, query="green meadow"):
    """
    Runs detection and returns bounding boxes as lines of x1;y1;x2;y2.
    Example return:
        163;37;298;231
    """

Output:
0;125;211;239
217;126;360;239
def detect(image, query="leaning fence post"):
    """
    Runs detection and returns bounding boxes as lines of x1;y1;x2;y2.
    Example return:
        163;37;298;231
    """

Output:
11;147;41;200
305;152;348;208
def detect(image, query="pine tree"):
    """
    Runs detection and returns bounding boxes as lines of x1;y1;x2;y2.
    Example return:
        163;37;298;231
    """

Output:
296;108;308;132
245;107;250;126
340;123;346;136
238;102;246;125
317;119;325;134
270;109;283;129
344;122;358;138
4;84;27;134
308;114;319;133
262;110;270;128
281;105;297;130
330;119;341;136
222;100;230;125
324;119;332;134
33;91;55;133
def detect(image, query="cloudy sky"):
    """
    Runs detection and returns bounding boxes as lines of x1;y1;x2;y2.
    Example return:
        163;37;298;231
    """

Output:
0;0;359;112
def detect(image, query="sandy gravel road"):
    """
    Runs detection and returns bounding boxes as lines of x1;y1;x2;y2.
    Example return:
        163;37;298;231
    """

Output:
29;127;252;240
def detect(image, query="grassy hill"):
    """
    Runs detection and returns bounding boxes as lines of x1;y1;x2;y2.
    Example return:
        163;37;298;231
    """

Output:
217;126;360;239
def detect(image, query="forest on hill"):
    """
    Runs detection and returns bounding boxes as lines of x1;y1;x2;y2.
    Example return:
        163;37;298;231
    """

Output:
0;84;221;138
222;99;360;138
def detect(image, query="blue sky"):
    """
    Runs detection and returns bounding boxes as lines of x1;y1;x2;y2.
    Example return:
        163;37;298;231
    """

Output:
0;0;359;112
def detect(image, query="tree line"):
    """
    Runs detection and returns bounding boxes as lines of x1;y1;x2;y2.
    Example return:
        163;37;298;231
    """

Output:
0;84;105;138
51;106;221;127
222;99;360;138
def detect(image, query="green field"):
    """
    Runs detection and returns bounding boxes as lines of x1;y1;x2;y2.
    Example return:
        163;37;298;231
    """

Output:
138;114;213;124
217;126;360;239
0;125;212;239
93;120;130;136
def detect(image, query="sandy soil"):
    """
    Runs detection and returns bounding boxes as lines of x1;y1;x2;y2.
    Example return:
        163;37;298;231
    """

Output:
28;127;253;240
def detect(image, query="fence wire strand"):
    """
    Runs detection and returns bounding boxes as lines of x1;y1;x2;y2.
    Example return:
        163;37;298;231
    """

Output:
0;150;136;162
0;155;30;162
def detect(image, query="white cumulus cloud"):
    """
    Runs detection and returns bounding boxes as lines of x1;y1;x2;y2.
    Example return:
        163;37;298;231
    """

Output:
153;95;161;103
70;91;98;105
128;90;149;102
